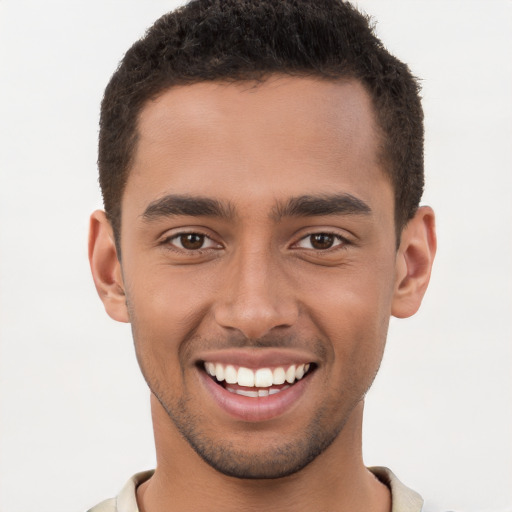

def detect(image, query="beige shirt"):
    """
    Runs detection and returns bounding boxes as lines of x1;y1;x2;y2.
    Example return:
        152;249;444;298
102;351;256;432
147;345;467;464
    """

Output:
87;466;426;512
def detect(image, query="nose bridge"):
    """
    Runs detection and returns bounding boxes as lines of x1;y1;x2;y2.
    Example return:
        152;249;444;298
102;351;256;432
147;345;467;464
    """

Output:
214;241;298;338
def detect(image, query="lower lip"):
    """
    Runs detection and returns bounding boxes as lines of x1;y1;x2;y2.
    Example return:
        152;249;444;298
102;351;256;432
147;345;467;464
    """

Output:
199;370;312;422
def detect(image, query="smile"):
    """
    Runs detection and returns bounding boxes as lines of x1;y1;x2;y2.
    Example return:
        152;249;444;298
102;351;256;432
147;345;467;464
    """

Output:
196;349;318;422
203;362;313;397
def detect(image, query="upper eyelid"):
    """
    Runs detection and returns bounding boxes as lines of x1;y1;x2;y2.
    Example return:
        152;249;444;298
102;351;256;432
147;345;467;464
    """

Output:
160;228;217;242
165;230;210;239
168;232;228;256
299;231;346;239
294;233;346;247
167;232;217;243
158;228;351;246
294;230;350;243
158;230;215;250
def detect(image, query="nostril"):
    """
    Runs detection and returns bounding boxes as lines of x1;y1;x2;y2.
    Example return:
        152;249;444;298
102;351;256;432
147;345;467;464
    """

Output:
213;285;298;339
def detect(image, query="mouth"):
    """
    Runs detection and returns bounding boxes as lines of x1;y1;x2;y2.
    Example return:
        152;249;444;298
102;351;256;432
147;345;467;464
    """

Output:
202;361;316;398
195;349;319;422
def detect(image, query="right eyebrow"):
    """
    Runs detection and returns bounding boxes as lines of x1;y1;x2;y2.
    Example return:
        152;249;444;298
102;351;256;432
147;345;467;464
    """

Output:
141;194;235;221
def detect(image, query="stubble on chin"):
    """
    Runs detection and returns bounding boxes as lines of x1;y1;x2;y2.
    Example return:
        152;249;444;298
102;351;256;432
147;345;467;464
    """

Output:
150;383;361;480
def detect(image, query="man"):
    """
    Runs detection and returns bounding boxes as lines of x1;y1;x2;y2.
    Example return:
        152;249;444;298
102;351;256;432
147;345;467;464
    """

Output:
88;0;436;510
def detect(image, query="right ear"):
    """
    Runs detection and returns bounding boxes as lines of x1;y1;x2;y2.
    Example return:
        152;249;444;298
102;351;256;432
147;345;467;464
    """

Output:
88;210;130;323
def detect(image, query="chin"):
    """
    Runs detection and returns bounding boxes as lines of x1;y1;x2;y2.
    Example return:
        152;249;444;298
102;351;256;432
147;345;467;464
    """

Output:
158;389;354;480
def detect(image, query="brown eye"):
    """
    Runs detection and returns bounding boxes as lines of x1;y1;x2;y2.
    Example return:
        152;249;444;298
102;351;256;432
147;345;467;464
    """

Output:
309;233;335;249
166;232;220;252
179;233;205;250
295;232;346;251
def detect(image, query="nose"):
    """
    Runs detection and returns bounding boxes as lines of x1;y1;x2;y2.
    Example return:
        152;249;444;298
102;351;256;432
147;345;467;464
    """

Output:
213;247;299;339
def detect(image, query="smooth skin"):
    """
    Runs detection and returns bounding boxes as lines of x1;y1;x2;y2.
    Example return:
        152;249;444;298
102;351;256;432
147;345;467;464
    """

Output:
89;76;436;512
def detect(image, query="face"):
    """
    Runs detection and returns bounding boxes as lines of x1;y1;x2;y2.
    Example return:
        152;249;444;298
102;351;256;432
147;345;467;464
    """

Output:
117;77;400;478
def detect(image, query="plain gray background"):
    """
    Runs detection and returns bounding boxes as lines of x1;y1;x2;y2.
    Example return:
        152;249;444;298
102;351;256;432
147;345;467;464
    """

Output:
0;1;511;511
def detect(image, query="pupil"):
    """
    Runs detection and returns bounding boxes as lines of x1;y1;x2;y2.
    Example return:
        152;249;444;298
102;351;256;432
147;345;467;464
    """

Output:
311;233;334;249
181;233;204;250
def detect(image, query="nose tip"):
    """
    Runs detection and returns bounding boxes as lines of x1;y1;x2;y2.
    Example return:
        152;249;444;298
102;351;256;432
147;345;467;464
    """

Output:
213;256;299;339
214;293;298;339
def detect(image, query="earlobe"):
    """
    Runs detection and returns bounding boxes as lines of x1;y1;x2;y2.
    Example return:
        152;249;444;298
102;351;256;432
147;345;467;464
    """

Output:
88;210;130;323
391;206;437;319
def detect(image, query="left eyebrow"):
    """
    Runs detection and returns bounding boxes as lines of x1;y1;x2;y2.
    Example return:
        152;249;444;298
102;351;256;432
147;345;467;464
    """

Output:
271;194;372;221
141;194;235;221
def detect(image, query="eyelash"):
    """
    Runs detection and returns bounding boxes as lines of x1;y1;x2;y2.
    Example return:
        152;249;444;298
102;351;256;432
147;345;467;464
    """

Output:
161;231;221;253
294;232;350;251
160;231;350;253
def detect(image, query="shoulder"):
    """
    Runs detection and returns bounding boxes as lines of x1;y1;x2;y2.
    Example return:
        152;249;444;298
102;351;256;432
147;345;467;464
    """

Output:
369;466;424;512
369;467;456;512
87;497;116;512
86;470;155;512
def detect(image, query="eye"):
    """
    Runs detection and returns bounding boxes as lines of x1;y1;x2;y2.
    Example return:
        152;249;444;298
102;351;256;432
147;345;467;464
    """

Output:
166;232;219;251
296;233;346;250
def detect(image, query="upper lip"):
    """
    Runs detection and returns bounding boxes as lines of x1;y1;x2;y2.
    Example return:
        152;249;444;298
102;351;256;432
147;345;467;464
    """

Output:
195;348;318;369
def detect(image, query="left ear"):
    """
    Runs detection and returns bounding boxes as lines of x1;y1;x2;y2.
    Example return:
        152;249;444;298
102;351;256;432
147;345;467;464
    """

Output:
392;206;437;318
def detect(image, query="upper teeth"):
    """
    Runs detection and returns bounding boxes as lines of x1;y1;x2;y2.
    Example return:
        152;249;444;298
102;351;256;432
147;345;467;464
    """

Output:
204;362;311;387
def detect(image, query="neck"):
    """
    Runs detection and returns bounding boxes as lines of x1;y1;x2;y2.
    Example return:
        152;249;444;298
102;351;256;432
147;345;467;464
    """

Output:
137;395;390;512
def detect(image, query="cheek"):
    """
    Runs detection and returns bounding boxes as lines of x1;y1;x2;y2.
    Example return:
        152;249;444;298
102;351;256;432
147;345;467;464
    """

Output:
126;263;214;326
302;264;395;367
312;289;390;407
124;267;215;378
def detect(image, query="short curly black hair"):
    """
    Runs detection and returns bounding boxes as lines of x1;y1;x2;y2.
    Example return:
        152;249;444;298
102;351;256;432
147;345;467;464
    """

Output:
99;0;424;243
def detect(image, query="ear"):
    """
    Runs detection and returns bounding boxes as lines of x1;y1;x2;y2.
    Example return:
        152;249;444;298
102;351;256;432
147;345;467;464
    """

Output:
88;210;130;323
392;206;437;318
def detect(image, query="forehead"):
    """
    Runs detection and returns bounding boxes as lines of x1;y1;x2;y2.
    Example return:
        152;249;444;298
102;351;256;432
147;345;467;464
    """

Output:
125;76;390;218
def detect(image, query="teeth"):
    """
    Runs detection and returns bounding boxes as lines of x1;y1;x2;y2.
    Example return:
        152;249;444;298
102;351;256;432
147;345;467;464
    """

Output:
205;362;312;388
295;364;305;380
225;365;237;384
226;385;291;397
237;367;255;387
254;368;273;387
285;365;296;384
272;367;286;385
237;389;259;398
215;363;225;382
205;362;215;376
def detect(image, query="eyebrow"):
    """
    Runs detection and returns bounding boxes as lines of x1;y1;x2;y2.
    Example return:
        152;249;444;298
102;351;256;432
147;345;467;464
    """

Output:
141;192;371;223
271;194;372;221
142;194;235;221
